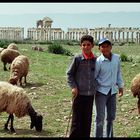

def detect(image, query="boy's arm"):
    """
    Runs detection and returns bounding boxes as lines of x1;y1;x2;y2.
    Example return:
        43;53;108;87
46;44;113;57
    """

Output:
117;58;124;96
95;58;100;80
66;56;77;89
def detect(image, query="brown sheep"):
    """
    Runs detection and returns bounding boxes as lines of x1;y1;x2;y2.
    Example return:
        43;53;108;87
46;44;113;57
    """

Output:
32;45;44;52
7;43;18;50
130;73;140;114
0;49;20;71
0;81;43;133
9;55;29;86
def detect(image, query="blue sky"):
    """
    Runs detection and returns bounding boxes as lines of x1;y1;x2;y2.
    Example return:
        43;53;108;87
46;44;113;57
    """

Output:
0;3;140;14
0;3;140;38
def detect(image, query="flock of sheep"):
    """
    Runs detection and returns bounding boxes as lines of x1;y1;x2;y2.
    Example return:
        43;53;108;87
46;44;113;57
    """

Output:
0;43;43;133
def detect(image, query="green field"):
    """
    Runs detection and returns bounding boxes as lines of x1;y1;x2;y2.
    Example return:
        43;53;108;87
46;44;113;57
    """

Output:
0;43;140;137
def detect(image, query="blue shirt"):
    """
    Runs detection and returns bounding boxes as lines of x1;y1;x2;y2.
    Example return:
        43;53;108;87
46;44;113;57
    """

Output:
95;53;124;95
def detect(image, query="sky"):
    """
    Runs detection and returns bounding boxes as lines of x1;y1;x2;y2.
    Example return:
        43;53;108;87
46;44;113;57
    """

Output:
0;3;140;14
0;2;140;38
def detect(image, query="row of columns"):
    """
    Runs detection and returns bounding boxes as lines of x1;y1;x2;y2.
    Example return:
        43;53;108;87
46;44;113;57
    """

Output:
89;28;140;43
27;28;65;41
51;29;65;40
65;28;88;41
0;27;140;44
0;27;24;40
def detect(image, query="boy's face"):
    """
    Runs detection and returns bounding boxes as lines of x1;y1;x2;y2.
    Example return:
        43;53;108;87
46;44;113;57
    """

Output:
80;40;94;55
99;42;112;57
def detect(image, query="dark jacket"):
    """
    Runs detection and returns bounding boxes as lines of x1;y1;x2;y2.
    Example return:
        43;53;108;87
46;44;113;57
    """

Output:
66;54;97;96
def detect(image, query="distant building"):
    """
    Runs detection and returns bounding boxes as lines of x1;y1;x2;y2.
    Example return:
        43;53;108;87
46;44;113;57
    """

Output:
0;17;140;44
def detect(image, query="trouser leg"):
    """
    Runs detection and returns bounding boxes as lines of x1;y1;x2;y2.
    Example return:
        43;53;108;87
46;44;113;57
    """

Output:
106;93;116;137
69;95;94;138
94;92;107;137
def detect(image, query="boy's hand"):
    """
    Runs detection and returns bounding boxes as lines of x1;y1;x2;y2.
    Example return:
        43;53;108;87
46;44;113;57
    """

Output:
118;88;123;97
72;88;78;97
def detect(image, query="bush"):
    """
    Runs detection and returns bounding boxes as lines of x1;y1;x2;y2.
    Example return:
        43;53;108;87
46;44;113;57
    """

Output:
120;53;133;62
120;54;128;62
48;43;73;56
0;40;9;48
48;43;64;54
119;42;125;46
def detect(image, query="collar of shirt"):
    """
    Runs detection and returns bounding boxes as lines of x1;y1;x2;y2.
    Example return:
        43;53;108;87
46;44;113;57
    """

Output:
100;53;112;61
82;51;94;60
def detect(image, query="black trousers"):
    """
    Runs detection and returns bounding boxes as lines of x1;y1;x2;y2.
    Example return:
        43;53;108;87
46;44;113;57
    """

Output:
69;94;94;138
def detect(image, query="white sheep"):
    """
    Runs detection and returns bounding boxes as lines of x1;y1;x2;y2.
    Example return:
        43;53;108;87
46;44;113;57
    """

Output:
130;73;140;114
9;55;29;86
0;81;43;133
7;43;18;50
0;48;20;71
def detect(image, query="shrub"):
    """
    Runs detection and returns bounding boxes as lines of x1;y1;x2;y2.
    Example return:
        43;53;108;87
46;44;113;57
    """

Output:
120;53;134;62
48;43;64;54
0;40;10;48
48;43;73;56
119;42;125;46
120;54;128;62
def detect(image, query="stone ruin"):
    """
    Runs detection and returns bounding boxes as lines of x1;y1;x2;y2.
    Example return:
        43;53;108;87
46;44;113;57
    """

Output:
0;17;140;44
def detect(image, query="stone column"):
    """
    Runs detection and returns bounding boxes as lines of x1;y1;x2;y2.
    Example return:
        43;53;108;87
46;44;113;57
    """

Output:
102;31;104;38
131;32;134;42
122;32;124;42
118;31;120;43
98;31;101;41
126;32;129;43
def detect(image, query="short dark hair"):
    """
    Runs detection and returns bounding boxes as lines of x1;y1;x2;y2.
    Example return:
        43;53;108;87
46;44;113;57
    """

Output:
80;35;94;44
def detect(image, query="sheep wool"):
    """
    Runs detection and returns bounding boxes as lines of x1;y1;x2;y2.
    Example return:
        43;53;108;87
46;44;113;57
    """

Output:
7;43;18;50
0;81;31;118
0;48;20;71
9;55;29;86
130;73;140;97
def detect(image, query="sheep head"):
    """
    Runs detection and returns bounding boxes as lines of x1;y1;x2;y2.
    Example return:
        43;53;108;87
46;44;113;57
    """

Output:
9;69;19;85
30;112;43;132
28;104;43;132
9;76;18;85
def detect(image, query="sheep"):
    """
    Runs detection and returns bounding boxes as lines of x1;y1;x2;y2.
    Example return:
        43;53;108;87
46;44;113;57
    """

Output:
38;46;44;52
130;73;140;114
0;81;43;133
7;43;18;50
9;55;29;86
32;45;38;51
0;48;20;71
32;45;44;52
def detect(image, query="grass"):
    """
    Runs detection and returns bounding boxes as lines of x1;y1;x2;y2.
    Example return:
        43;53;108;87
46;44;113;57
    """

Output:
0;43;140;137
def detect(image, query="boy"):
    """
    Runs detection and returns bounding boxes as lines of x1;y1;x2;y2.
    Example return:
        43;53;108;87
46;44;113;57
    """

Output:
66;35;96;138
94;38;124;137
